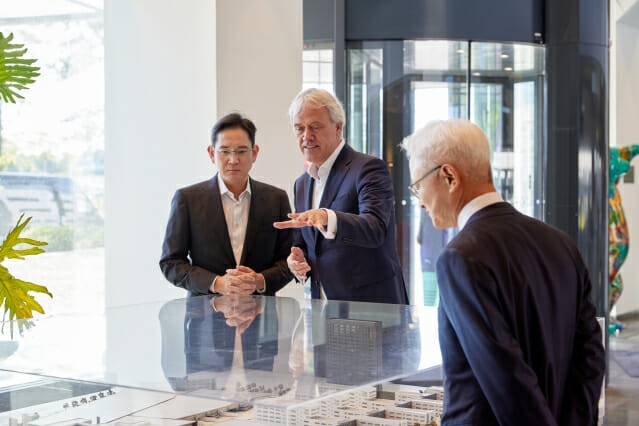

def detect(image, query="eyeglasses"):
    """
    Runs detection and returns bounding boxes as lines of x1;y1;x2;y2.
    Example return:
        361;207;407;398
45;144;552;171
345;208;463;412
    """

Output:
408;165;442;198
216;148;252;158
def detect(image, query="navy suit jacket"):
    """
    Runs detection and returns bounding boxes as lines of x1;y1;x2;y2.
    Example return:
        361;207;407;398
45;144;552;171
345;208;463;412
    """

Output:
160;175;293;295
293;144;407;304
437;202;605;426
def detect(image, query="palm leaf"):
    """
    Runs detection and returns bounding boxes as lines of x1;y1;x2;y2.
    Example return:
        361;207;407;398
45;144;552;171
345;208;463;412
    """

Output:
0;32;41;103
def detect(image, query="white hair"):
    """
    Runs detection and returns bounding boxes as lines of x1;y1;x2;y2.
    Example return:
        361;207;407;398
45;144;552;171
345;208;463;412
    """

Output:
401;118;493;183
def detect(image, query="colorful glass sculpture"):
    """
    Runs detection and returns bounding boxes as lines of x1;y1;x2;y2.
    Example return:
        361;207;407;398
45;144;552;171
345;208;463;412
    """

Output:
608;144;639;332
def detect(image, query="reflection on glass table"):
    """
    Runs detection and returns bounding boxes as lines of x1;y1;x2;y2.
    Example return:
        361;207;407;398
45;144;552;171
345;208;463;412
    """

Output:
0;294;442;423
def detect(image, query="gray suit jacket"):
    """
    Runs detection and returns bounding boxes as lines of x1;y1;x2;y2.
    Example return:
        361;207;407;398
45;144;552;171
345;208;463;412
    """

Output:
437;202;605;426
160;175;293;295
293;144;407;304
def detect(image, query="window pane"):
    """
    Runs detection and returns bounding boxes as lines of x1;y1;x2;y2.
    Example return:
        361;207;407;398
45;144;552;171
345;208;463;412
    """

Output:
0;3;105;316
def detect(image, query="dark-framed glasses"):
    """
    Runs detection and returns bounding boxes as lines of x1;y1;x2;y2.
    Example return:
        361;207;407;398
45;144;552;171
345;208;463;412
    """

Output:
408;165;442;197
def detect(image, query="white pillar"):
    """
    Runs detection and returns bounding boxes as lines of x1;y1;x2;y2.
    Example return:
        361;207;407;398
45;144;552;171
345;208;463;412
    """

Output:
104;0;218;308
216;0;303;193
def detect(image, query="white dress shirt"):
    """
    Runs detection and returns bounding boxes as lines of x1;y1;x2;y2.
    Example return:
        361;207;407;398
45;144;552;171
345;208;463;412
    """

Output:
306;140;345;239
457;191;504;230
219;177;251;264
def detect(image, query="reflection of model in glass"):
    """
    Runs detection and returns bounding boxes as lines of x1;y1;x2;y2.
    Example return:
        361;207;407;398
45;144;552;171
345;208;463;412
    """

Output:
417;210;452;306
608;144;639;333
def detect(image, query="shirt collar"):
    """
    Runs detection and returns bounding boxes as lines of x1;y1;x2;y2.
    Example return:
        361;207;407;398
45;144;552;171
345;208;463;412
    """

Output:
307;140;346;181
457;191;504;230
218;175;251;199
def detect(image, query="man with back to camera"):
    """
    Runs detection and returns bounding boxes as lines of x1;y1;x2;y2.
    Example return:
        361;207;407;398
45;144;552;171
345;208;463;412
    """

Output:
273;88;408;304
160;112;293;296
401;118;605;425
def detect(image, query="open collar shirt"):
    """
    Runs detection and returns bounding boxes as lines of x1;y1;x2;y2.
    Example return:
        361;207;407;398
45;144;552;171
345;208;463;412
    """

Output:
218;175;252;265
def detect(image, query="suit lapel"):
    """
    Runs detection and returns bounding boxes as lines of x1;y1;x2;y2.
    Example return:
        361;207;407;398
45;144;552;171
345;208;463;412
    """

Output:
241;179;260;265
211;175;237;265
319;144;351;208
302;174;314;210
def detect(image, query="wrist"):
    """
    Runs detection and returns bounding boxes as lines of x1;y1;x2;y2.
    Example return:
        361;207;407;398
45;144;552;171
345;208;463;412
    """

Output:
210;276;219;293
256;274;266;293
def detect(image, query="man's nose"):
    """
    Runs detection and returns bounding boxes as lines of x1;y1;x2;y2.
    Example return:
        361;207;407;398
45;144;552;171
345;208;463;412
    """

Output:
303;128;314;140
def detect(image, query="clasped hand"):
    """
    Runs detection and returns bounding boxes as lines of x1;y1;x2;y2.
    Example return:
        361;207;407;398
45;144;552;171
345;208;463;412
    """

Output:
217;265;264;295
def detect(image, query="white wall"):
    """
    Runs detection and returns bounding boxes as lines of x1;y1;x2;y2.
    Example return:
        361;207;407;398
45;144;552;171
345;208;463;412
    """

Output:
105;1;217;308
104;0;302;309
216;1;303;194
611;0;639;316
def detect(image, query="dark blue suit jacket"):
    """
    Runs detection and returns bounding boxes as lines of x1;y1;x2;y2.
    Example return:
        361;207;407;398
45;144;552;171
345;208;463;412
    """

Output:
293;144;407;304
160;175;293;295
437;202;605;425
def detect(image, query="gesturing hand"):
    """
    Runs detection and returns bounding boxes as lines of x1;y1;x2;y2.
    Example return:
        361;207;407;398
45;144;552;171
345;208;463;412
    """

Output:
287;246;311;281
273;209;328;232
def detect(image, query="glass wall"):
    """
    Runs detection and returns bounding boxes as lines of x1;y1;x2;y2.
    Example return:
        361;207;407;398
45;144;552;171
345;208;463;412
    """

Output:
302;44;334;93
0;2;105;315
346;40;545;306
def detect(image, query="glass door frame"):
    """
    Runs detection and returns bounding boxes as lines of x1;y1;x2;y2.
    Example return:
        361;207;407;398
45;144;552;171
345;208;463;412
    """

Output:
345;40;546;305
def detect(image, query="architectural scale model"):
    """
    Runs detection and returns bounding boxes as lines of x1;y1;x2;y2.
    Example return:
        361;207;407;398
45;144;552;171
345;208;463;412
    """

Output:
4;382;445;426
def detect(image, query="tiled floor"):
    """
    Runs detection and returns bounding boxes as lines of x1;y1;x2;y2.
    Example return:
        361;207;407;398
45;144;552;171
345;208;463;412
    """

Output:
605;313;639;425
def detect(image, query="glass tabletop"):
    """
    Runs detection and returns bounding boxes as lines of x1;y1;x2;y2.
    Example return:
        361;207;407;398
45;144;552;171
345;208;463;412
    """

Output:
0;294;441;409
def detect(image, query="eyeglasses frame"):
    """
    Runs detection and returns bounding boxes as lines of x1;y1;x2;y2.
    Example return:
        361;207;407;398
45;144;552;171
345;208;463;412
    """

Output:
408;165;442;197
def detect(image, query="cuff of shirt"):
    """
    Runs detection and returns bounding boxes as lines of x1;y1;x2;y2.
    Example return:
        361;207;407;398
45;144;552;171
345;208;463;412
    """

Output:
319;208;337;239
210;276;219;293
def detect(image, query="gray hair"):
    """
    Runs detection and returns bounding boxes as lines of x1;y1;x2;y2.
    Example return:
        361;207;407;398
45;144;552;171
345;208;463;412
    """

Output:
288;88;346;130
401;119;493;183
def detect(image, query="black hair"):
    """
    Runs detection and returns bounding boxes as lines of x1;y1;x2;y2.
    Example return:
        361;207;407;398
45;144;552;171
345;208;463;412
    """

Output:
211;112;257;146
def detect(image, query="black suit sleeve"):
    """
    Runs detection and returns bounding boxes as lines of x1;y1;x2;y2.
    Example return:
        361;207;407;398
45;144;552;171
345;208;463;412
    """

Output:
159;189;217;294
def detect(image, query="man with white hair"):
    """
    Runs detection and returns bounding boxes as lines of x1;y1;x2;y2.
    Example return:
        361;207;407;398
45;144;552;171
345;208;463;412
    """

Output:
401;118;604;425
274;88;407;304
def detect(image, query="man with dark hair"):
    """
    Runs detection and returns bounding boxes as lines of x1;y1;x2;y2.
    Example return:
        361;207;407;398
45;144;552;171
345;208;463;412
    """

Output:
160;112;293;296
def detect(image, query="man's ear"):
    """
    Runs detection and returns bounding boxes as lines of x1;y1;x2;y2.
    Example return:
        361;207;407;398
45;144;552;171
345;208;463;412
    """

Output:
441;164;459;192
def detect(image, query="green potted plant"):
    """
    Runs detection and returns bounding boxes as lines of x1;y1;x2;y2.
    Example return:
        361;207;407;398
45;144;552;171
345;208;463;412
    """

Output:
0;32;51;326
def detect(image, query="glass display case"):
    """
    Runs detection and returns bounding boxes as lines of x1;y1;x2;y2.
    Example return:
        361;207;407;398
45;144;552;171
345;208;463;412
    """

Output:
0;294;443;425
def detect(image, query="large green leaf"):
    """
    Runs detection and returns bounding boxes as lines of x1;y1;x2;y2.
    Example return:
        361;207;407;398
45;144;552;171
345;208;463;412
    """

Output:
0;214;51;323
0;32;41;103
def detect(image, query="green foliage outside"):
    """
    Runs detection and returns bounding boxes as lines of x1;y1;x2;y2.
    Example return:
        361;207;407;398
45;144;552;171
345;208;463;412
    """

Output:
0;148;70;174
24;224;103;252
